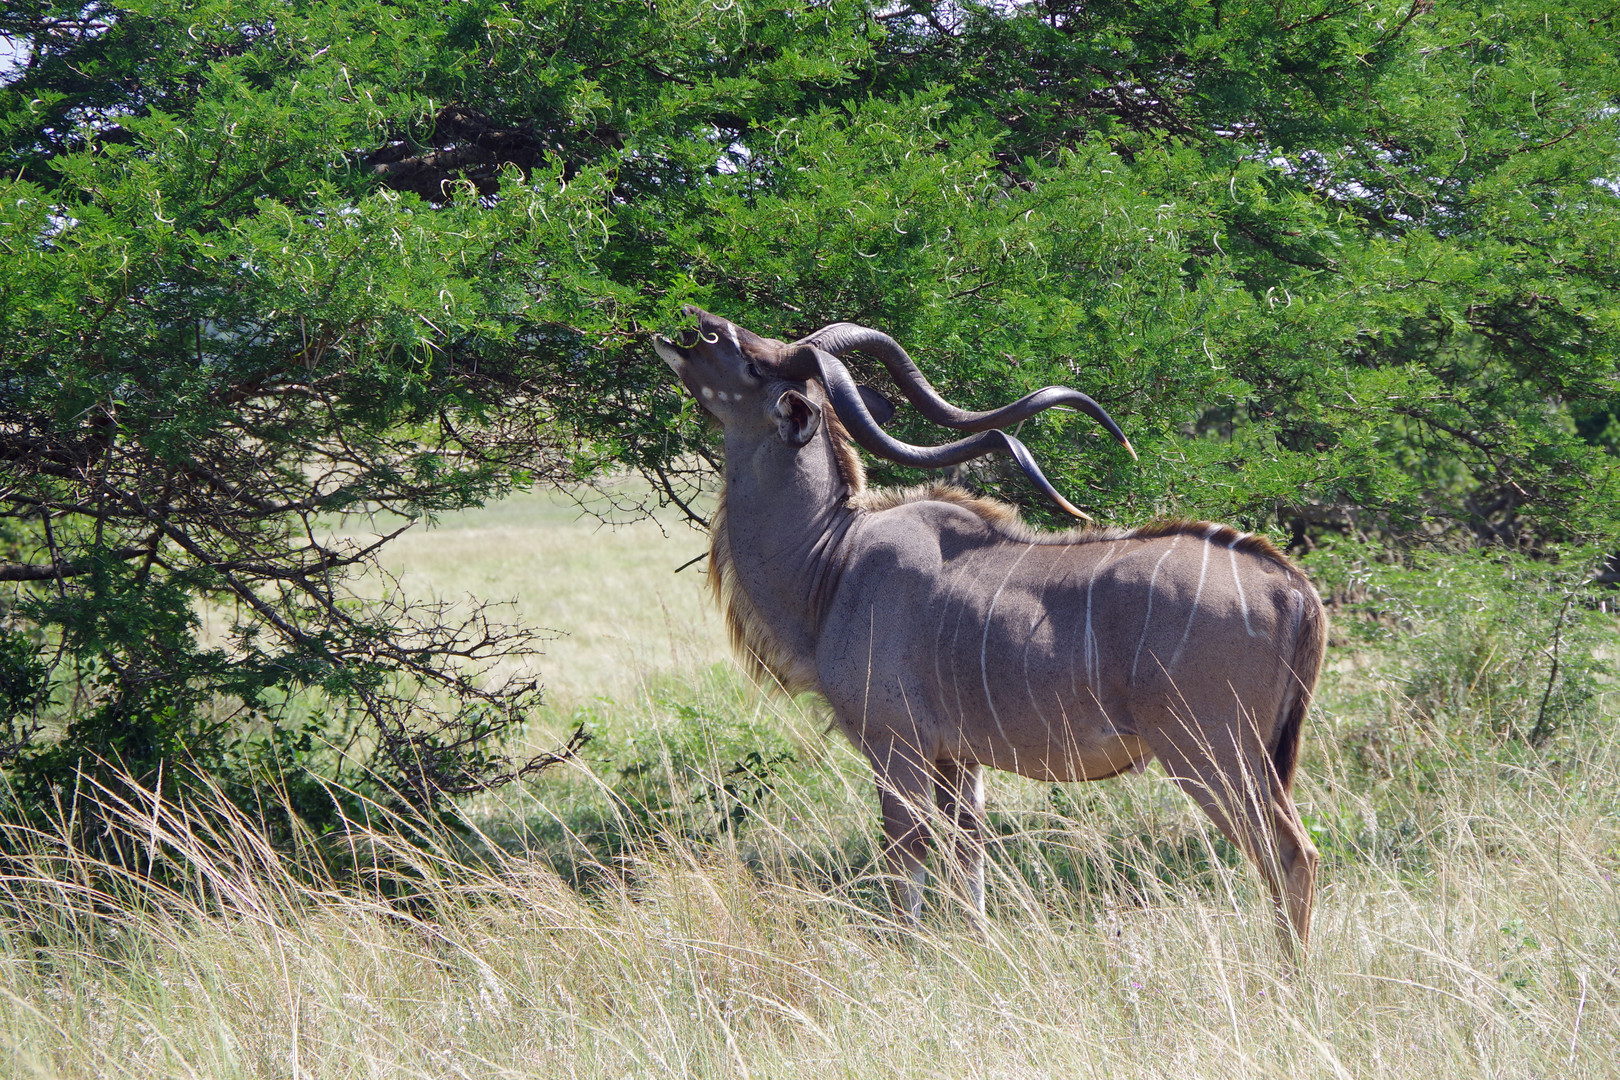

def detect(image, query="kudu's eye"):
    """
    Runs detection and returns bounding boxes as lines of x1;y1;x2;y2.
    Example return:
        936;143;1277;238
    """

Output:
745;363;762;381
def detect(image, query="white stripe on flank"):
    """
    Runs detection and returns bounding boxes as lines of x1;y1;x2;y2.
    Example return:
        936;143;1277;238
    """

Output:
983;542;1037;743
1083;570;1098;692
1023;552;1063;726
1083;543;1123;690
1023;607;1054;725
1168;537;1212;670
1130;535;1182;682
942;553;975;725
861;606;876;734
1228;540;1259;638
1076;539;1152;696
1231;550;1257;634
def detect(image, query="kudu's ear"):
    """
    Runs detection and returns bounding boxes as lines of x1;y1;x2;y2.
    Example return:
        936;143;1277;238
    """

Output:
770;389;822;448
857;385;897;427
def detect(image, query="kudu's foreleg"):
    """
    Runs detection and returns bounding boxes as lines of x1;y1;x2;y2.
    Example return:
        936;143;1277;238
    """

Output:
871;750;936;927
935;759;987;923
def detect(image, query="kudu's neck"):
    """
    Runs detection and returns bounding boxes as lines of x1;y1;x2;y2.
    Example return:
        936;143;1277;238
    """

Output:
718;421;859;661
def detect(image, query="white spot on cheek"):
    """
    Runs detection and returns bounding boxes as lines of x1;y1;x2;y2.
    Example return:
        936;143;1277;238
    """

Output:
701;387;715;401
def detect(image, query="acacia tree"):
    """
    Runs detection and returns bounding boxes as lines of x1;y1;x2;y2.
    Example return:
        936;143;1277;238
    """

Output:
674;1;1620;549
2;0;1617;828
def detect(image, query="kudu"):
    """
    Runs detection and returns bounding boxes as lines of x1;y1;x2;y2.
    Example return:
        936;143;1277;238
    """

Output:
655;307;1324;956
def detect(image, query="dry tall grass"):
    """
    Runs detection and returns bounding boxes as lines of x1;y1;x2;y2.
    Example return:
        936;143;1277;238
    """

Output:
4;493;1617;1079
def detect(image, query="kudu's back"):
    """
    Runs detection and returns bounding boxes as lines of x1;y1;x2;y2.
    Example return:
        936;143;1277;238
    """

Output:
823;494;1325;792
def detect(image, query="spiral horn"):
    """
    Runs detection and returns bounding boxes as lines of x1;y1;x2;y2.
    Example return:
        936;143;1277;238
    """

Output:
789;323;1135;460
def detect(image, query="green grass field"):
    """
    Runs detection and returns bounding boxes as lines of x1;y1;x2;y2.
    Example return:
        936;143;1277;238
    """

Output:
5;488;1619;1078
350;490;732;701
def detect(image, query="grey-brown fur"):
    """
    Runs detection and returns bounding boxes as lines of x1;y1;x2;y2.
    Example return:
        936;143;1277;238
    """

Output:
656;309;1324;958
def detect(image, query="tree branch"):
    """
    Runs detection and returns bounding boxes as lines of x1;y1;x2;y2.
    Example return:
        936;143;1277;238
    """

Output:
0;546;154;582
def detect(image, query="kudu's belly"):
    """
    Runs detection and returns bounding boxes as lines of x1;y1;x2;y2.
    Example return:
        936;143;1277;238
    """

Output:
925;598;1155;782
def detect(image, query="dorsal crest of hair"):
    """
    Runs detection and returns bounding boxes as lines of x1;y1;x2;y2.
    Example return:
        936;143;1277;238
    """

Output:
852;482;1289;561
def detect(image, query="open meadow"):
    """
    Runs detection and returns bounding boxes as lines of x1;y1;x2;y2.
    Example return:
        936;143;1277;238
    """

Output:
4;489;1619;1079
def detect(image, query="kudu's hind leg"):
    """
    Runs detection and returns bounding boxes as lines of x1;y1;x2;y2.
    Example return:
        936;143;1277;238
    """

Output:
935;760;987;923
1267;784;1317;954
1138;712;1317;961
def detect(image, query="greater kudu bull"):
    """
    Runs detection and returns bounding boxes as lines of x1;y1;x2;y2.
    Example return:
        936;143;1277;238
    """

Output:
655;307;1324;956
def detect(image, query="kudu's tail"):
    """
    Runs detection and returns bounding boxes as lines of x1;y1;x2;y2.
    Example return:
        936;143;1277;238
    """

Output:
1270;584;1327;793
